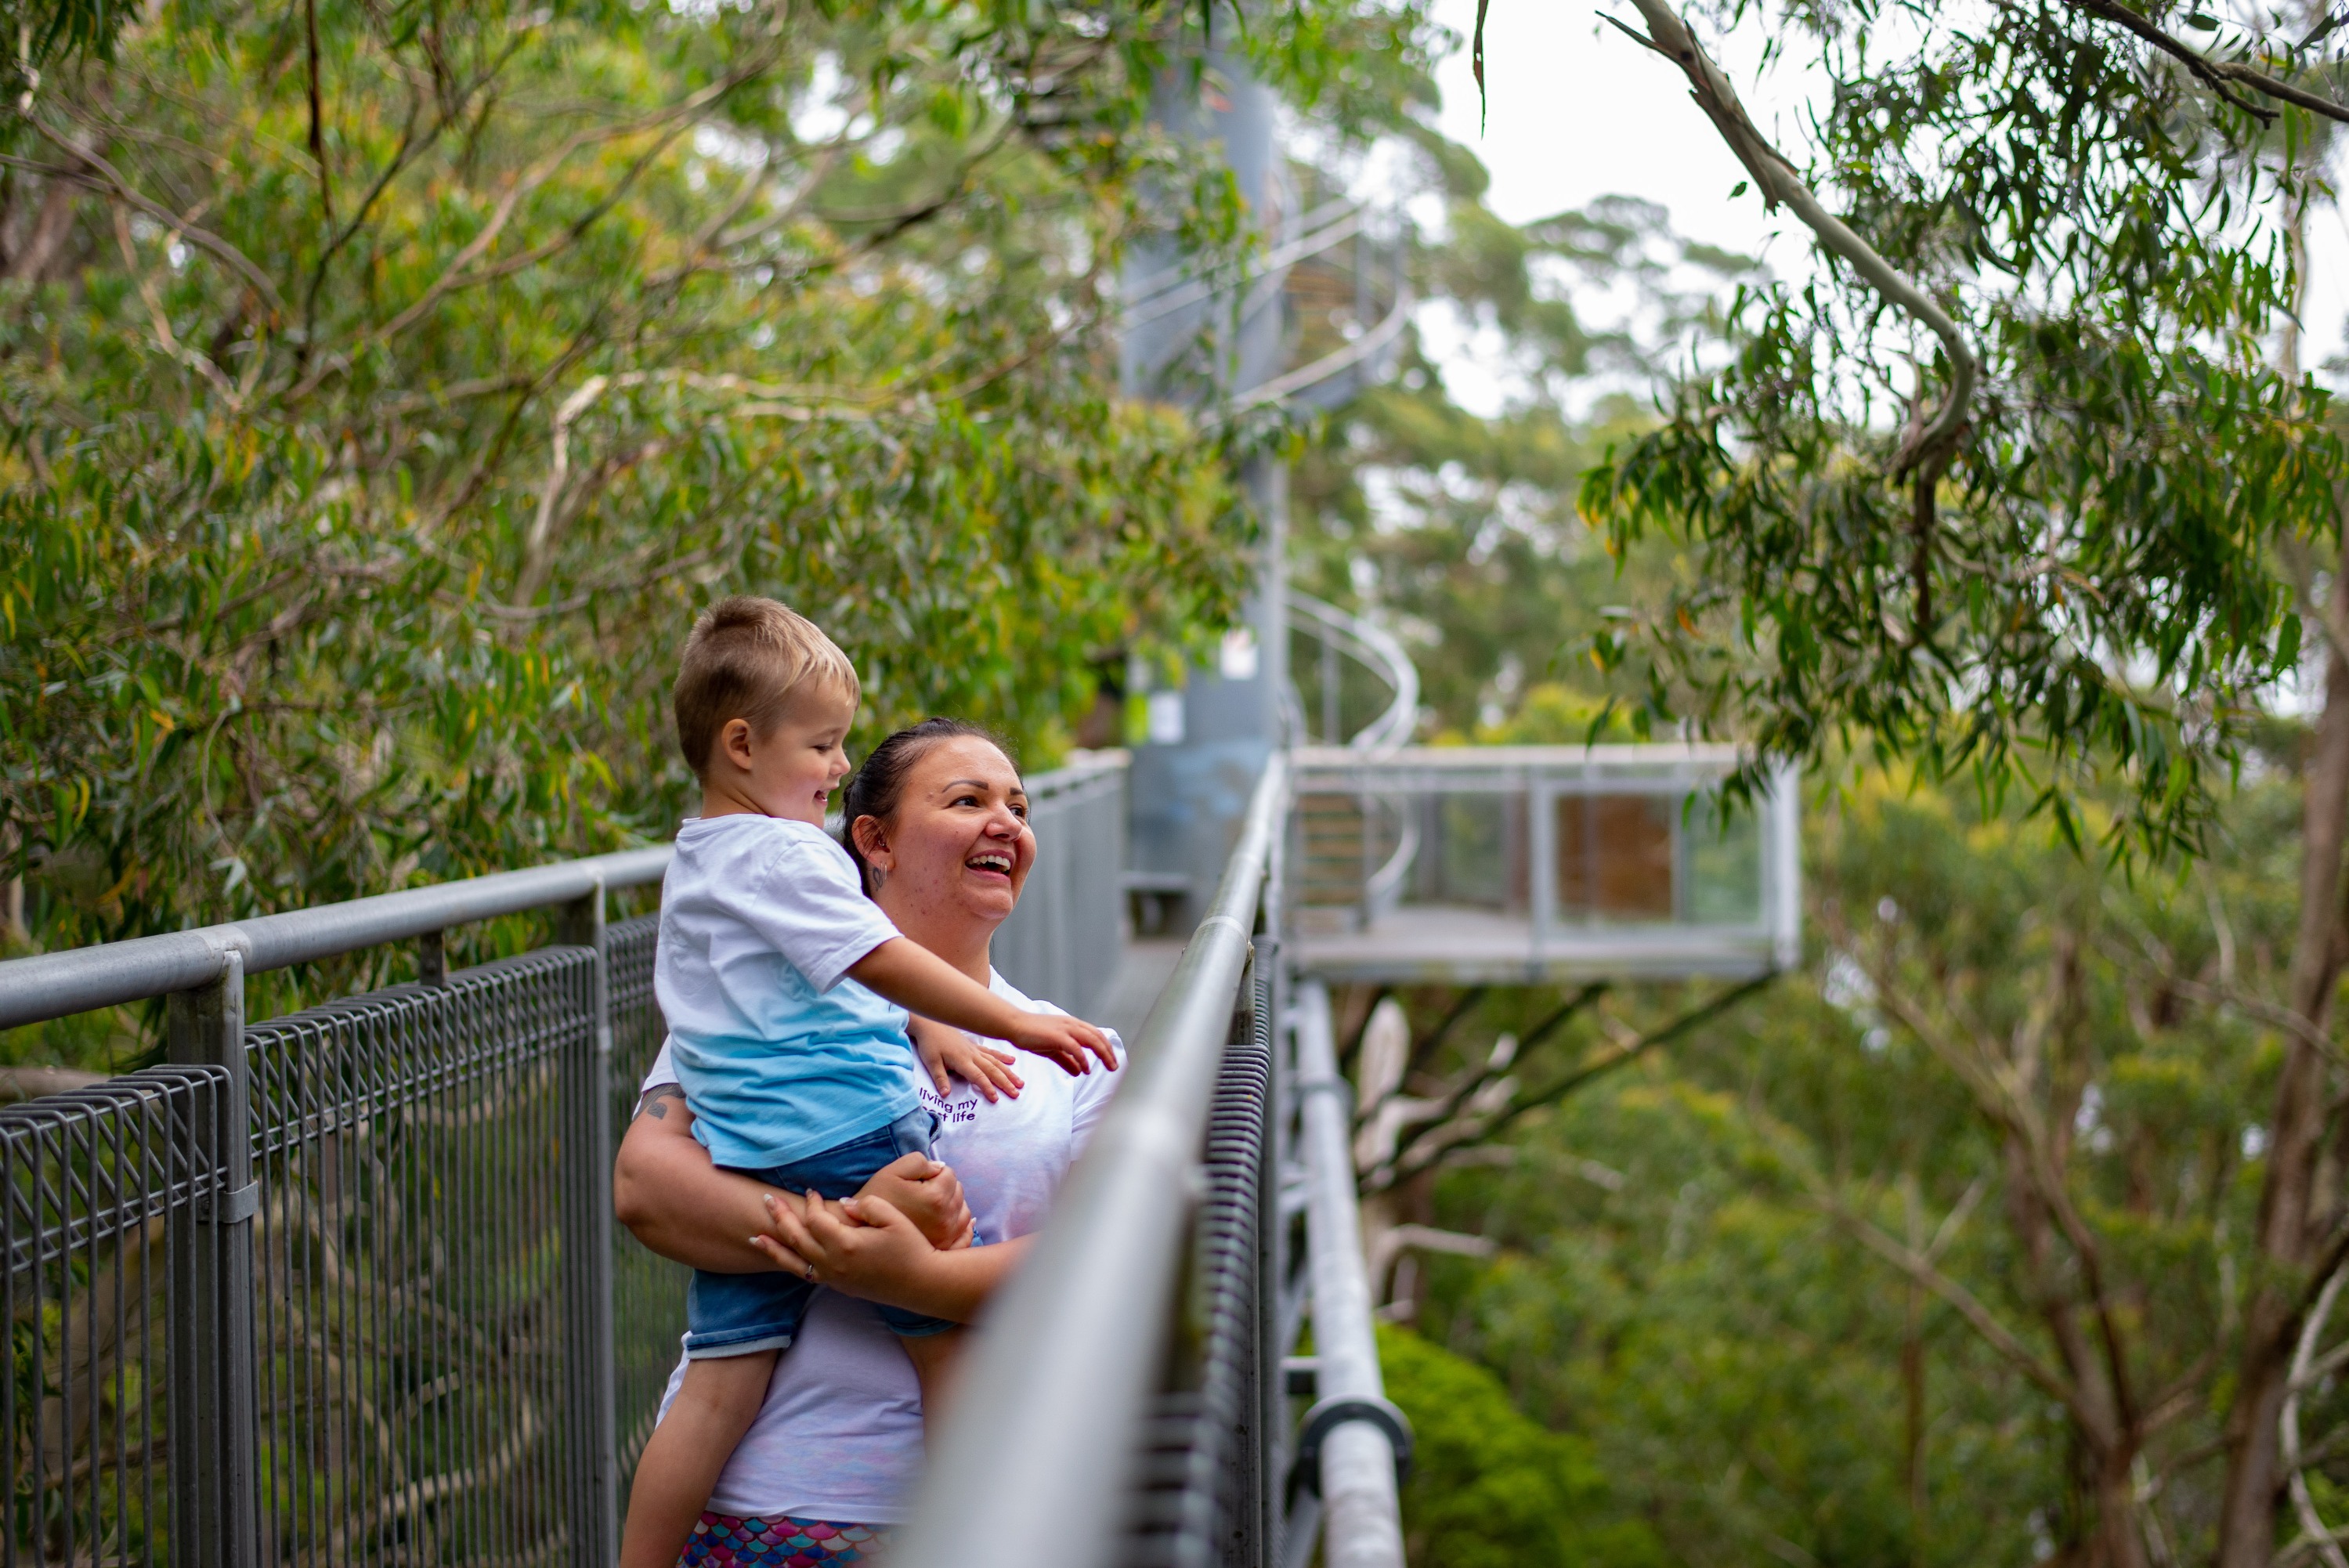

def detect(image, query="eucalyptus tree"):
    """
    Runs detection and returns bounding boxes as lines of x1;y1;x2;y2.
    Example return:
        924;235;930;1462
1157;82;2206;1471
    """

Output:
0;0;1433;978
1455;0;2349;1559
1395;768;2304;1567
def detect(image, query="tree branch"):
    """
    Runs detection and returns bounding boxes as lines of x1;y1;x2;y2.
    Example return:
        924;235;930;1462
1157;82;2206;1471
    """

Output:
2058;0;2349;125
1371;974;1773;1192
363;49;775;353
1607;1;1977;486
1372;982;1606;1187
0;142;285;316
1824;1190;2091;1425
304;0;334;223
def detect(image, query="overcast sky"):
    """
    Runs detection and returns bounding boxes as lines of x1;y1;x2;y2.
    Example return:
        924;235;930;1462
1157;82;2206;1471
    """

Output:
1415;0;2349;399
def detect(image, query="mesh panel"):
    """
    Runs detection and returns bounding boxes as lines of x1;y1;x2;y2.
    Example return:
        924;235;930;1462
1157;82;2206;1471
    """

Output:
605;912;686;1494
1126;973;1273;1568
240;950;594;1565
992;763;1127;1019
2;1066;231;1567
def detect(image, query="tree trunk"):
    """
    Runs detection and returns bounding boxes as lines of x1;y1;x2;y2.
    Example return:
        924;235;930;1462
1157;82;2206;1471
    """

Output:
5;172;78;283
1903;1274;1928;1568
2094;1445;2151;1568
2215;524;2349;1568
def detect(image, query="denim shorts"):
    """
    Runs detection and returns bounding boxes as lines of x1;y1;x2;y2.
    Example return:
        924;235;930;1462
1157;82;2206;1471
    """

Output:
685;1107;954;1357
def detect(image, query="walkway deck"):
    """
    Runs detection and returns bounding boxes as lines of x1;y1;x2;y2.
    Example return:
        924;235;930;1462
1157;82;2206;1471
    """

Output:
1291;904;1783;985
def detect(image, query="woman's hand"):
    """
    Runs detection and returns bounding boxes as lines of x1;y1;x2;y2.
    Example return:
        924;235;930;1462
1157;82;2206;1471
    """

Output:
749;1190;1033;1323
752;1189;936;1294
907;1016;1022;1102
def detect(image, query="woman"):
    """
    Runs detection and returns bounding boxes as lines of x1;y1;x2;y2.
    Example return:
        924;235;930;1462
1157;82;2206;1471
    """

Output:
613;718;1123;1563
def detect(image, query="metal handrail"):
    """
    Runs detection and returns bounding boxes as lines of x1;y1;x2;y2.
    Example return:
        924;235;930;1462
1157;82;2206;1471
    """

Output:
895;754;1290;1568
1122;197;1364;328
1290;740;1755;771
1361;805;1420;922
1295;979;1409;1568
0;846;673;1031
1286;591;1418;753
0;753;1136;1032
1237;280;1412;410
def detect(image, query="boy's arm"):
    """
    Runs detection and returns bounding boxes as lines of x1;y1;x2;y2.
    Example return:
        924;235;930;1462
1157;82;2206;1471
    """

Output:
848;938;1118;1075
751;1192;1030;1323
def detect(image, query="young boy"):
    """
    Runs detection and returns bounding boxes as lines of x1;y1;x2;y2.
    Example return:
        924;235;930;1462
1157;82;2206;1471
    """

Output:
619;597;1118;1568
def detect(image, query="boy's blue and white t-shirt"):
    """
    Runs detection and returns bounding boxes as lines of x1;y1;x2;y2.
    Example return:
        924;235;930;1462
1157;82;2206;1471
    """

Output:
654;814;922;1170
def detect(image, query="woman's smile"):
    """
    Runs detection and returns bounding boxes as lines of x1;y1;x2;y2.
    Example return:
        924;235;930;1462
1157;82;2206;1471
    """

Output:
964;850;1015;883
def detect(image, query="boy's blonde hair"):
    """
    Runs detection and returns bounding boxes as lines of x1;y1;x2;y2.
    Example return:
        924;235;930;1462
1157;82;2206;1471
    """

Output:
673;597;859;778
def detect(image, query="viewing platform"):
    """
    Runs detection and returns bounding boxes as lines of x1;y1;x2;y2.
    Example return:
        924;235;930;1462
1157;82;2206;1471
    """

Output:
1287;744;1801;985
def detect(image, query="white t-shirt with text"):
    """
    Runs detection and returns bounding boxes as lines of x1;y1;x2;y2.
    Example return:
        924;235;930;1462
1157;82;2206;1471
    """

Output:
642;970;1121;1523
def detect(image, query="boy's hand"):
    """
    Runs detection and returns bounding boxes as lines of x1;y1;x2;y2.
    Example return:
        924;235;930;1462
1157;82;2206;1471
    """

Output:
908;1016;1023;1102
855;1151;973;1250
1003;1011;1120;1078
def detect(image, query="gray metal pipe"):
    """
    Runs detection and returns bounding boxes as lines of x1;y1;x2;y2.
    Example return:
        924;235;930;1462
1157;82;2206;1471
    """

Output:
1296;978;1408;1568
0;845;671;1029
893;756;1289;1568
0;753;1143;1031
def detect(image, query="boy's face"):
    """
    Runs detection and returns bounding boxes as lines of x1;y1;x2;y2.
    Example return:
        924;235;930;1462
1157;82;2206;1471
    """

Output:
706;683;857;826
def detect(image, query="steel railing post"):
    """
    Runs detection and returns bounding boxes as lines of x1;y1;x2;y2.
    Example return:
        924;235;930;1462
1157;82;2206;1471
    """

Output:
166;951;260;1568
557;883;620;1566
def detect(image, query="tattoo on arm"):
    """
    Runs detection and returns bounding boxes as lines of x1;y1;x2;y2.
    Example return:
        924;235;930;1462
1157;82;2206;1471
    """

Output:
635;1085;687;1122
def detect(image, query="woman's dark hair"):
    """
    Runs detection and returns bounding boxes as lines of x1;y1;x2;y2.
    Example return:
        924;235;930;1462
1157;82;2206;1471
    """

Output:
839;718;1018;896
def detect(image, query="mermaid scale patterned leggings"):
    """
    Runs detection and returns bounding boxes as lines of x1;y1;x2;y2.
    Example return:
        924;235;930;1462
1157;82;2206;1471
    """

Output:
677;1512;892;1566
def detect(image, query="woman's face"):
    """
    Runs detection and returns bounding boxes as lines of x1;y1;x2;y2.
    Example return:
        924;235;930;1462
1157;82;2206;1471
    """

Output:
854;735;1035;934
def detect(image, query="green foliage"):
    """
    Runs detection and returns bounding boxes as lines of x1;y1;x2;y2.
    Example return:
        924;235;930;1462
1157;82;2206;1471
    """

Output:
0;0;1437;989
1377;1321;1658;1566
0;0;129;107
1575;0;2345;856
1384;763;2302;1563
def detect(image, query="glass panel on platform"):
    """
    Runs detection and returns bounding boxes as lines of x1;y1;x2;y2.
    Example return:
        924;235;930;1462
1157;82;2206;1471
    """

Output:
1555;793;1676;922
1683;793;1765;924
1410;792;1524;910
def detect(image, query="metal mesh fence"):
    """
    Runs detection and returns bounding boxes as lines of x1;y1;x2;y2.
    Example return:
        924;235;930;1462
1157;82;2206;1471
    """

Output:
240;948;598;1566
605;912;685;1496
3;1065;233;1568
1125;963;1274;1568
993;760;1128;1020
0;751;1165;1566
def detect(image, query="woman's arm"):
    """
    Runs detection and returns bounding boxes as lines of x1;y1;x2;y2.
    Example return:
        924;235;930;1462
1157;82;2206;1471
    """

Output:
613;1086;970;1270
750;1190;1031;1323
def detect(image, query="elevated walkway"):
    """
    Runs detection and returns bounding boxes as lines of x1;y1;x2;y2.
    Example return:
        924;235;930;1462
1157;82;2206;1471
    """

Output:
0;724;1796;1568
0;757;1408;1568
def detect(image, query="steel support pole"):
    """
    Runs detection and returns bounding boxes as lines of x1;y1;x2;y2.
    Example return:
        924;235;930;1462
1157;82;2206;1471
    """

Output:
1294;980;1408;1568
166;952;259;1568
557;884;620;1566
